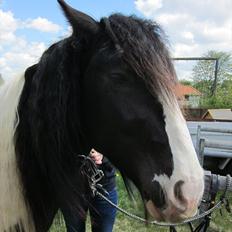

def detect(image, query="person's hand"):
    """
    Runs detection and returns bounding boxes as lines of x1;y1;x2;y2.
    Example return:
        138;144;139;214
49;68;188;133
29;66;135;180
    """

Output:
89;149;103;165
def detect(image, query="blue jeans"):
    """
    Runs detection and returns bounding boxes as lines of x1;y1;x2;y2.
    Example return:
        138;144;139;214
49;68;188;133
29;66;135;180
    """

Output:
62;188;118;232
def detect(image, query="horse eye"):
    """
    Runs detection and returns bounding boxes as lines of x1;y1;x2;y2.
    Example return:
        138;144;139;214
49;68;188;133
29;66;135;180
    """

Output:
111;73;134;84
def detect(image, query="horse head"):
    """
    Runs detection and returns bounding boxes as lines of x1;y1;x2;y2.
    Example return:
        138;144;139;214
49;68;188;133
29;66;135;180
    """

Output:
57;0;204;222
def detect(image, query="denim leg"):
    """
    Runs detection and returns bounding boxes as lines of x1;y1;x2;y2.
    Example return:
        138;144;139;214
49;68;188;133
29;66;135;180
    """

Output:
89;188;118;232
61;205;88;232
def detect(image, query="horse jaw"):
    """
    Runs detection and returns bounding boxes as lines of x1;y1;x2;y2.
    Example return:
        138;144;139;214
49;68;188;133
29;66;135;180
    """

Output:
0;75;35;231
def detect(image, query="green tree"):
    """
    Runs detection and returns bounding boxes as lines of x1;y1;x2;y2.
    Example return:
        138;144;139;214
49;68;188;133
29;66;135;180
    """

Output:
179;79;193;86
192;51;232;108
192;51;232;97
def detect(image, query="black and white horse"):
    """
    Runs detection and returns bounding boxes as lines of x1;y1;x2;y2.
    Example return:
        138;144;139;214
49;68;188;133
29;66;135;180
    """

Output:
0;0;204;231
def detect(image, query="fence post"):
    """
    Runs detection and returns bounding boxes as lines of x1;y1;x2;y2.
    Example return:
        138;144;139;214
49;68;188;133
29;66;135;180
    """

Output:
199;138;205;166
196;125;201;158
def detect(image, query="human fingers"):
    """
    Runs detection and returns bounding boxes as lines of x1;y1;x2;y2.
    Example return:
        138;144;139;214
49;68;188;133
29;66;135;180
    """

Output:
90;149;103;164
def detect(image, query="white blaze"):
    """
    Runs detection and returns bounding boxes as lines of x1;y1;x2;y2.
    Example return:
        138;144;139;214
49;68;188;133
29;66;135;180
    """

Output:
0;75;35;231
153;95;204;209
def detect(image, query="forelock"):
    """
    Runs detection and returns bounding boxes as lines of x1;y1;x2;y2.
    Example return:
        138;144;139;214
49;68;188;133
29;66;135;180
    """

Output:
106;14;178;103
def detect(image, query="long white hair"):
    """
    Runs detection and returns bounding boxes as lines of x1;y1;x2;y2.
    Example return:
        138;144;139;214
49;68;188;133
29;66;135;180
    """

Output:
0;75;35;231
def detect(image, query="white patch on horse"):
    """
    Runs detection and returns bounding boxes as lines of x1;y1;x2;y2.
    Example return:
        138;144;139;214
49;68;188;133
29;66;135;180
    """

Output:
153;95;204;210
0;75;35;231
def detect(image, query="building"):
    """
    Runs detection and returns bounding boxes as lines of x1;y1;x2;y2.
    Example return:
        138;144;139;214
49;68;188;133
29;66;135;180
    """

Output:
175;84;202;108
202;109;232;122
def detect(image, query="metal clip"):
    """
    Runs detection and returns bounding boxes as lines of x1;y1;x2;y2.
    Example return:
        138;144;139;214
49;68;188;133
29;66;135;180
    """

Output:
78;154;106;197
91;169;104;183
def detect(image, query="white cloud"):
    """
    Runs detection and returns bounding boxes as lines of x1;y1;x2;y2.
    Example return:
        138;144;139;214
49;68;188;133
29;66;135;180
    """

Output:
201;21;232;43
182;31;194;41
0;9;64;80
157;13;191;27
62;25;73;37
134;0;232;79
135;0;232;55
135;0;163;17
173;43;200;57
0;41;46;79
0;10;18;44
25;17;61;33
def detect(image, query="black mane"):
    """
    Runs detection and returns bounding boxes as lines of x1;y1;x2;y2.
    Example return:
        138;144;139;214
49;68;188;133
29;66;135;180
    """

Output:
15;38;87;231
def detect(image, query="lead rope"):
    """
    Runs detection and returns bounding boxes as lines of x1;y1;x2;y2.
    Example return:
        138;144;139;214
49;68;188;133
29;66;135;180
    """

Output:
95;190;224;227
78;155;231;231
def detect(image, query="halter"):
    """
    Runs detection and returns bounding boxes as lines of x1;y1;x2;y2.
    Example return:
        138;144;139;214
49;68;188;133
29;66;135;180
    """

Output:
78;154;232;232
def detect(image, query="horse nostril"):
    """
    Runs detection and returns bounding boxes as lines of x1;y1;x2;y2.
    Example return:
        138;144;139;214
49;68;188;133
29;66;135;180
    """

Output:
174;180;186;204
151;181;167;209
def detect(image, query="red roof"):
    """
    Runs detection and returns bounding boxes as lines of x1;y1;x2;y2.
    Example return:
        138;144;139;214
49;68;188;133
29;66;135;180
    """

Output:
175;84;201;98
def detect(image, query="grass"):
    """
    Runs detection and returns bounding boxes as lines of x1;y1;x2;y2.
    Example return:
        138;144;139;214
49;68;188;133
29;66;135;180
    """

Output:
50;174;232;232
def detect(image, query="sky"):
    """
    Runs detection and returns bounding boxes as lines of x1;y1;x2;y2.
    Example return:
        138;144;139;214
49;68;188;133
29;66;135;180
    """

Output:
0;0;232;80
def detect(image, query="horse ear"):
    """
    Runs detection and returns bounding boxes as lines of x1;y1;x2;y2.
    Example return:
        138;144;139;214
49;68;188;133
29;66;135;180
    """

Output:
58;0;99;37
